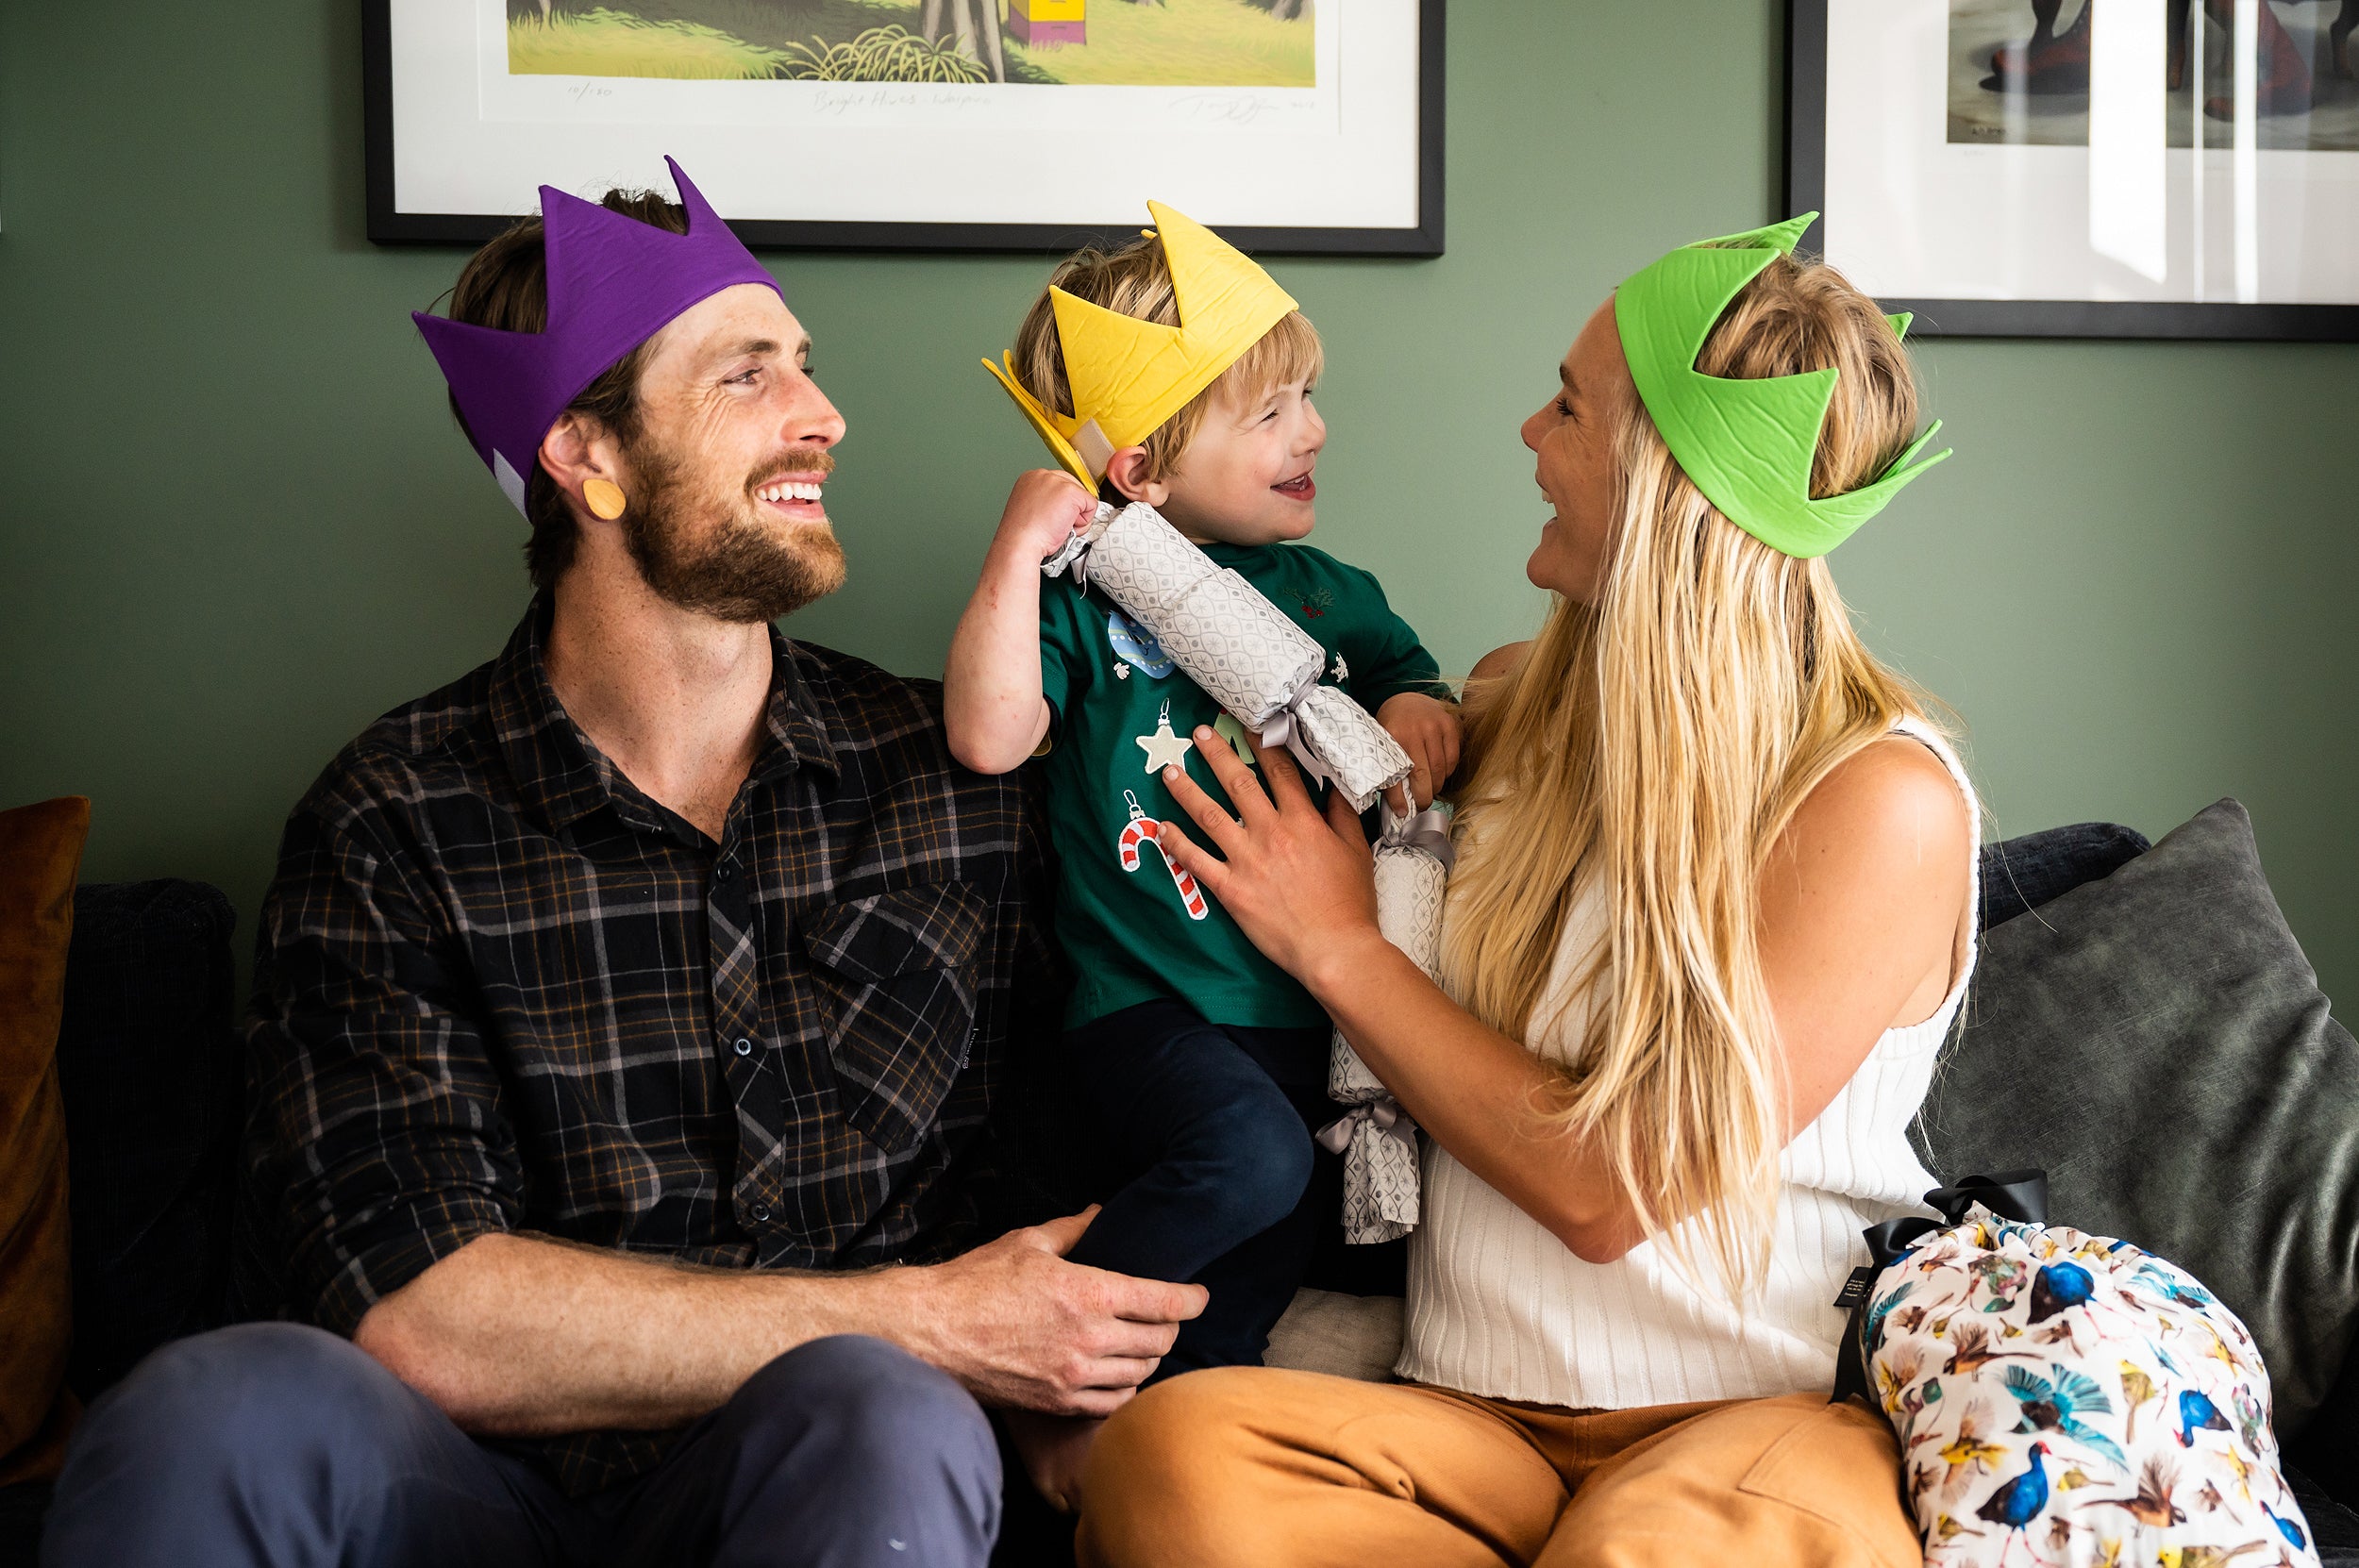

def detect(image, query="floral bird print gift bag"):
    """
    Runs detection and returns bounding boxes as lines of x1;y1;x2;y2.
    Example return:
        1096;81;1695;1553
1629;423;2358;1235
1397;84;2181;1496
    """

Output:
1834;1171;2319;1567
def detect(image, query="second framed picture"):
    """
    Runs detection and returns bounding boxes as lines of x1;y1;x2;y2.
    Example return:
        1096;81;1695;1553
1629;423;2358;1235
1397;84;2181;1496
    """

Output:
1789;0;2359;339
366;0;1443;256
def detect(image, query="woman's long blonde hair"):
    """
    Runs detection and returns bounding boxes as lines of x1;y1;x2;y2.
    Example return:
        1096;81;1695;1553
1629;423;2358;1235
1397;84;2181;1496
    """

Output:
1442;254;1941;1295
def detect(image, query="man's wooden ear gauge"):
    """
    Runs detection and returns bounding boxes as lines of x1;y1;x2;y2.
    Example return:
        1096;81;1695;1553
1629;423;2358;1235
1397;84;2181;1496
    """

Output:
583;478;627;520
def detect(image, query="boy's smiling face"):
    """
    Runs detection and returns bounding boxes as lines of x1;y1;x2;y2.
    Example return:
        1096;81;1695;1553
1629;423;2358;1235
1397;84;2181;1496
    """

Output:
1113;375;1326;547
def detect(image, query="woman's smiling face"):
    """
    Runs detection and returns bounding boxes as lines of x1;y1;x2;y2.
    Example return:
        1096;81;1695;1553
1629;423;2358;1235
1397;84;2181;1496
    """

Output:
1521;297;1628;603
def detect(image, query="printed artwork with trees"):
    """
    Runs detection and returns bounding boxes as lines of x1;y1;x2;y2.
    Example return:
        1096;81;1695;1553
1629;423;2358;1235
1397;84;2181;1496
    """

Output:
506;0;1315;86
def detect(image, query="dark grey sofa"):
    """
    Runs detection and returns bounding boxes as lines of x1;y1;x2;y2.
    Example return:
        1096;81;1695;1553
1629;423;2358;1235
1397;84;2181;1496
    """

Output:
7;810;2357;1567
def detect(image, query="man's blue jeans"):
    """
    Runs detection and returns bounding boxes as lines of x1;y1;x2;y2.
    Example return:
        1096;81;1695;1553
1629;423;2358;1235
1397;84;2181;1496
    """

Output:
39;1324;1001;1568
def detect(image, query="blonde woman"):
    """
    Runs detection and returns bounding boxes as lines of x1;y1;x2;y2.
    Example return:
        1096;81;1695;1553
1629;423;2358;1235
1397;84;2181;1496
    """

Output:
1074;218;1975;1568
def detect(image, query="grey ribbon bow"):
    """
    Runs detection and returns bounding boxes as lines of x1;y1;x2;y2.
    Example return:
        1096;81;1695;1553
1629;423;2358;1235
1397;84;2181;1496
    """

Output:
1254;692;1343;794
1321;1096;1422;1244
1384;805;1456;872
1316;1097;1417;1156
1039;503;1115;588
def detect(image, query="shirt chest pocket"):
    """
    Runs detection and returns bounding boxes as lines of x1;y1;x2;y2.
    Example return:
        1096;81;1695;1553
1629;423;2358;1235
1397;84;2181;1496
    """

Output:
799;881;987;1156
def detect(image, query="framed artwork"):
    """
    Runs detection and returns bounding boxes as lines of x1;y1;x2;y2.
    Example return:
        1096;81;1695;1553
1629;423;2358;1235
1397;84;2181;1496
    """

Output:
364;0;1443;256
1788;0;2359;339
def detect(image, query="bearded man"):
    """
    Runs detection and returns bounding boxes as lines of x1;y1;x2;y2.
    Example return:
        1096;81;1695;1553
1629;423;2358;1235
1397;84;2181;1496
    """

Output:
38;161;1200;1568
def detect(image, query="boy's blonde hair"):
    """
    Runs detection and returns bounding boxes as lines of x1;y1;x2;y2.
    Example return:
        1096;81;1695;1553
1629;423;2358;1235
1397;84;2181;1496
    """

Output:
1011;232;1325;484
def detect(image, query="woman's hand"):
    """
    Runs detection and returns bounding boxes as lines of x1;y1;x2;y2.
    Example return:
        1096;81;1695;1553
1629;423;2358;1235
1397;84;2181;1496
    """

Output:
1153;730;1385;992
1376;692;1462;811
1159;727;1647;1260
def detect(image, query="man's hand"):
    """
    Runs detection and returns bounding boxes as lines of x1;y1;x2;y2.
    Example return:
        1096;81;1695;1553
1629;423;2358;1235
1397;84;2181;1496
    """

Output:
992;468;1097;569
348;1214;1201;1441
1376;691;1462;812
889;1209;1206;1418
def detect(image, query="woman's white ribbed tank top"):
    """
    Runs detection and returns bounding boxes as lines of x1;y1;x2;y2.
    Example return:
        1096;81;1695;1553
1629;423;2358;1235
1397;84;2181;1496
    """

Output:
1397;718;1979;1408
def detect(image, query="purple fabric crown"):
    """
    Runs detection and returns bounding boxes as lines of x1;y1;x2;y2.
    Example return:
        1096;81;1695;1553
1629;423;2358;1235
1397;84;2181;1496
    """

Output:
412;157;780;514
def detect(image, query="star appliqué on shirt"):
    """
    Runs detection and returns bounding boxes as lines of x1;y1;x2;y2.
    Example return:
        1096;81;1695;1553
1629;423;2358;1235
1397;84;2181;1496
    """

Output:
1135;698;1195;773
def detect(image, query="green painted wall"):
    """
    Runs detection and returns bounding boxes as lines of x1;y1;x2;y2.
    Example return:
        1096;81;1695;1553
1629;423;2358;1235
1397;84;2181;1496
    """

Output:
4;4;2354;1002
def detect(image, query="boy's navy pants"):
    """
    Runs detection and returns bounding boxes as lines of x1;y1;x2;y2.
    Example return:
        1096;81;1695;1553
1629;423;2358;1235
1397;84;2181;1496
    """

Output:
1062;998;1339;1378
39;1324;1000;1568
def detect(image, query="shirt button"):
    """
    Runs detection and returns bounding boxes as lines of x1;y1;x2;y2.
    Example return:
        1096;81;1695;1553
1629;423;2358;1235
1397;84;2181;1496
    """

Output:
713;862;735;885
734;1037;755;1057
748;1201;772;1223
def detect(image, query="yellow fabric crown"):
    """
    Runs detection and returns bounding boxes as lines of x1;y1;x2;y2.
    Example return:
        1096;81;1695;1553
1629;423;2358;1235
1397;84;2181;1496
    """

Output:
983;202;1300;487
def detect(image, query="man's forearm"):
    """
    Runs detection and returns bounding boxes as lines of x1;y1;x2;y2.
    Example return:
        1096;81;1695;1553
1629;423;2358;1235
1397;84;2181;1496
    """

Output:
350;1214;1209;1436
352;1231;919;1437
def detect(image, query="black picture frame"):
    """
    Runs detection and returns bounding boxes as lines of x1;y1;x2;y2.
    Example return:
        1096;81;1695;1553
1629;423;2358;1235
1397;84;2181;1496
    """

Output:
1785;0;2359;342
364;0;1445;258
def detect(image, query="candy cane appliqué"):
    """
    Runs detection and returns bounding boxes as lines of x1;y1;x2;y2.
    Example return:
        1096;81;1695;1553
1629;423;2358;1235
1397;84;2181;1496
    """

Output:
1118;790;1209;921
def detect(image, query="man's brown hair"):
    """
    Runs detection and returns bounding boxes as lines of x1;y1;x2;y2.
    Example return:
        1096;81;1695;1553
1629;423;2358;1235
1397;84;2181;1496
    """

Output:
441;189;686;589
1010;231;1323;489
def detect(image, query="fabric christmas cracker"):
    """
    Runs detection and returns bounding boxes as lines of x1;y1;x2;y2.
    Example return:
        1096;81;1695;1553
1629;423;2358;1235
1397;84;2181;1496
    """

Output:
1047;504;1414;813
1318;810;1451;1243
1046;501;1438;1242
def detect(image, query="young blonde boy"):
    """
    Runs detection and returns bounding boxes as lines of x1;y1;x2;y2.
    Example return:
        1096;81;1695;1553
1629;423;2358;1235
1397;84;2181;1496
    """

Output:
945;209;1456;1419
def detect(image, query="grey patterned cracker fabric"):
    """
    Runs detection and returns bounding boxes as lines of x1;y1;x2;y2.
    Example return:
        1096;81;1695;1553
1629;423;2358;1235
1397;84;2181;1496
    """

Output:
1056;503;1413;810
1326;836;1446;1244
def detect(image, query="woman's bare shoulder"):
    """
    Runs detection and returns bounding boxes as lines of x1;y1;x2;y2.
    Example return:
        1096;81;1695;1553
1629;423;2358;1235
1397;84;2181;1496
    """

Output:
1784;734;1972;887
1468;641;1531;684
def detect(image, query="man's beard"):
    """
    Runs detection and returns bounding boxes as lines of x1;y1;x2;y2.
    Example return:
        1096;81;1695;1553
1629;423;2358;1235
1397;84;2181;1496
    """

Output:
619;438;847;624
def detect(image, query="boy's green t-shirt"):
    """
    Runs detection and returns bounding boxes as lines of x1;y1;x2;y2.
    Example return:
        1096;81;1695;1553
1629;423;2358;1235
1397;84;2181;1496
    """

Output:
1037;539;1447;1031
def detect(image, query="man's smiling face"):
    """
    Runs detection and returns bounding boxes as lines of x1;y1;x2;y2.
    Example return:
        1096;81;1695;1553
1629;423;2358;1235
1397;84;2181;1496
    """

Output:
613;282;849;623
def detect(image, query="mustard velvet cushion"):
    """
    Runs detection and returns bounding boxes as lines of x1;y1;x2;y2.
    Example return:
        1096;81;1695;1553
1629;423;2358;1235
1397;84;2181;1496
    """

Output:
0;796;90;1486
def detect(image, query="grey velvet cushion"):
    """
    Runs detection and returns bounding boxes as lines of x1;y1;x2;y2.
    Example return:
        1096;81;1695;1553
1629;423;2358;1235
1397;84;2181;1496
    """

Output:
1914;798;2359;1438
1977;821;2150;930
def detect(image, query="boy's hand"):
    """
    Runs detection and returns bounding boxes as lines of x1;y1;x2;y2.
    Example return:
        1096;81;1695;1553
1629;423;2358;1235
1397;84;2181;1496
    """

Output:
993;468;1097;567
1376;692;1461;813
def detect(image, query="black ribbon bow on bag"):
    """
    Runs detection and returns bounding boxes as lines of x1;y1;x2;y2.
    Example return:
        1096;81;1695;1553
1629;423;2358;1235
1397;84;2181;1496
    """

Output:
1830;1168;2049;1406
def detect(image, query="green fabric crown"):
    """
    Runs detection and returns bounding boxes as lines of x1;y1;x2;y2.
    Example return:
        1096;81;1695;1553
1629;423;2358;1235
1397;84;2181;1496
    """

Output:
1612;212;1949;559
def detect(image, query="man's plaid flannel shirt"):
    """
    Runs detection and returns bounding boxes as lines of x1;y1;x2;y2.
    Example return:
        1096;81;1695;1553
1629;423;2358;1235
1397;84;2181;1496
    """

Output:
243;601;1063;1494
